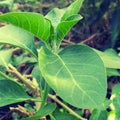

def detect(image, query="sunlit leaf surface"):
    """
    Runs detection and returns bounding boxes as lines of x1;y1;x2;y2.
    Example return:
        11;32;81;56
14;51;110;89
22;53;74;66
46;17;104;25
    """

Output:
39;44;107;108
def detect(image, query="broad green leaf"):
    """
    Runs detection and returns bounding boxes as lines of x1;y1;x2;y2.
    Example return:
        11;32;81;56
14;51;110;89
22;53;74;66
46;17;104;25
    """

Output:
0;12;50;42
0;25;37;58
39;44;107;109
22;103;56;120
0;49;13;67
0;80;31;107
94;49;120;69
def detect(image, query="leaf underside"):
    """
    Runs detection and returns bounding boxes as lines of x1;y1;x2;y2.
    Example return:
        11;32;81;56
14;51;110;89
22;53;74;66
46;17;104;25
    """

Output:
39;44;107;109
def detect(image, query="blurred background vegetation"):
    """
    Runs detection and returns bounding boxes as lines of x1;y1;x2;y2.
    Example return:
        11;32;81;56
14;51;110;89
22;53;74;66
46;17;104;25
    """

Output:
0;0;120;52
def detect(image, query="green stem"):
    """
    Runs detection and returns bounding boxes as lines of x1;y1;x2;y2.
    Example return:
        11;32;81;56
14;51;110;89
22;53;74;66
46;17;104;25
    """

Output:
48;94;87;120
52;39;57;53
41;82;50;108
52;29;58;53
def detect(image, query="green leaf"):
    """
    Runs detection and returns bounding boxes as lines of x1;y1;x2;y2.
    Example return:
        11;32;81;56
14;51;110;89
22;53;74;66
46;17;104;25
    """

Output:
45;0;83;47
90;109;107;120
56;14;82;46
45;0;84;27
88;99;110;119
94;49;120;69
0;80;31;107
45;8;65;28
22;103;56;120
0;25;37;58
0;12;51;42
106;68;120;77
112;83;120;95
61;0;84;21
32;65;44;93
39;44;107;109
0;49;13;68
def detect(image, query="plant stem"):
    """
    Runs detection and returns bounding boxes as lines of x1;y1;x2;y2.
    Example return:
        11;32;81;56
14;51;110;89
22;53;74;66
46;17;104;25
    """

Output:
8;64;37;93
41;82;50;108
48;94;87;120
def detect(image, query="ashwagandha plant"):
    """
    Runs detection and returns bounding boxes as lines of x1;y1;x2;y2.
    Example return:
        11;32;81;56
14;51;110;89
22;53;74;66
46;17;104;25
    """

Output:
0;0;120;119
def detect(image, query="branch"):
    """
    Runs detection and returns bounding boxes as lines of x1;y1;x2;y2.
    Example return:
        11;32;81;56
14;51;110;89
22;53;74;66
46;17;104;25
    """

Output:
48;94;87;120
7;64;37;93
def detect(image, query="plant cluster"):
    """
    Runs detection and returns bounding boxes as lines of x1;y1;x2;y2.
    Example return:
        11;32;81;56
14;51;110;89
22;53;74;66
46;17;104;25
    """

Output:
0;0;120;120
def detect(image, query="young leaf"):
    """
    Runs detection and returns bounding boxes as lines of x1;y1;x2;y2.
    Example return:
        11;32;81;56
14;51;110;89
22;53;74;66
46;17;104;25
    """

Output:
56;14;82;46
45;0;84;27
22;103;56;120
0;80;31;107
0;25;37;58
45;0;83;47
39;44;107;109
45;8;65;28
0;49;13;68
0;12;51;43
61;0;84;21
